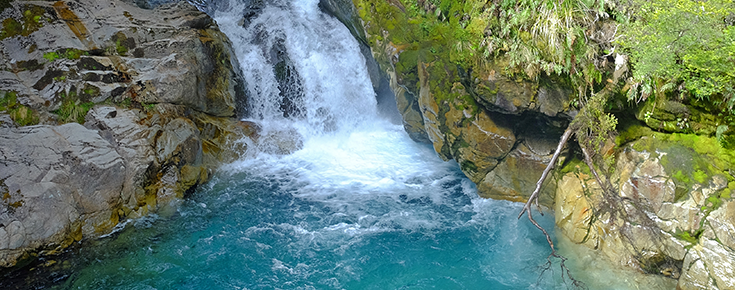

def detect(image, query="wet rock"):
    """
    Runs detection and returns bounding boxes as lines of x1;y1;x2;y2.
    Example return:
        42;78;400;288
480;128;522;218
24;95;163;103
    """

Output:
705;200;735;251
556;137;735;284
417;62;446;157
257;127;304;155
0;0;250;268
679;238;735;290
477;142;555;204
416;61;557;204
392;64;427;142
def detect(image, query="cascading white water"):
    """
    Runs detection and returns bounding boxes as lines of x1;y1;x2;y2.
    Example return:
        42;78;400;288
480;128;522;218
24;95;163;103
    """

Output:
216;0;378;140
38;1;676;289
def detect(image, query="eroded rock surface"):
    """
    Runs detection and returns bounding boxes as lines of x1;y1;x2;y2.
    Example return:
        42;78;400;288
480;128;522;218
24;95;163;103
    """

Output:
0;0;250;268
555;135;735;288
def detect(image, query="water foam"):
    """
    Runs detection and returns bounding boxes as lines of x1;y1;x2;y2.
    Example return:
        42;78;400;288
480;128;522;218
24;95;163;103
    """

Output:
217;0;376;140
37;1;677;289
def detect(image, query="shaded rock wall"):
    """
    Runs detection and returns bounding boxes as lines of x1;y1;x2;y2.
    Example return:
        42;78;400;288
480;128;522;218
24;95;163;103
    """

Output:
350;0;570;204
0;0;250;268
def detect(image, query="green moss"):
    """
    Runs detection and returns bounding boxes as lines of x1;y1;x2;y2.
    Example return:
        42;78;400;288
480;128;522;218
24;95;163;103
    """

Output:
116;40;128;55
80;84;100;101
119;97;132;108
43;48;87;62
0;91;17;111
705;195;723;211
63;48;85;60
558;156;591;176
672;170;690;184
1;91;39;126
674;230;699;245
1;18;22;40
722;182;734;199
460;160;478;172
0;5;46;40
631;131;735;202
615;123;654;146
9;106;38;126
43;51;59;62
692;170;708;184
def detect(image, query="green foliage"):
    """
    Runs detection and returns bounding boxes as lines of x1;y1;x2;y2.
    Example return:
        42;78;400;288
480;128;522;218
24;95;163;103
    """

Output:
43;48;87;62
620;0;735;109
483;0;608;88
1;91;39;126
572;92;619;155
53;90;94;124
354;0;613;105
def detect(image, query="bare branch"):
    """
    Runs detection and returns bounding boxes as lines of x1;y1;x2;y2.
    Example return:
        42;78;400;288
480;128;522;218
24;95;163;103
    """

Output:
518;127;574;219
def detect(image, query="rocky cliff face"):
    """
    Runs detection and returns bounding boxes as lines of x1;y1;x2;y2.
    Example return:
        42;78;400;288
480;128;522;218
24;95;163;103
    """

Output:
348;0;735;288
0;0;251;268
556;132;735;288
349;0;572;205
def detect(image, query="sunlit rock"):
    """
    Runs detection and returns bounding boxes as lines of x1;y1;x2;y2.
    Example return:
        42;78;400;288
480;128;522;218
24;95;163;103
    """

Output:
0;0;248;268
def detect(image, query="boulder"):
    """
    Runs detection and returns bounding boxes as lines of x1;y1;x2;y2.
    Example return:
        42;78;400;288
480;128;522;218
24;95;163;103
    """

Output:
0;0;251;268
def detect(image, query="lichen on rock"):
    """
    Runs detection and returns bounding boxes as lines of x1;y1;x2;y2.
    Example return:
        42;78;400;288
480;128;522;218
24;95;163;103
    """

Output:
0;0;251;269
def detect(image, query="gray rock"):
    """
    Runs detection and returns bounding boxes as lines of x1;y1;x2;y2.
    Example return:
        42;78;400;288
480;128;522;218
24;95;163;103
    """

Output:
0;0;251;269
0;124;124;267
0;0;245;124
679;238;735;290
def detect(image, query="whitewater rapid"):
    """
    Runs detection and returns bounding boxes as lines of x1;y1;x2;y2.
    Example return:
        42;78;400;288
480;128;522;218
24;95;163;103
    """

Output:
39;1;677;289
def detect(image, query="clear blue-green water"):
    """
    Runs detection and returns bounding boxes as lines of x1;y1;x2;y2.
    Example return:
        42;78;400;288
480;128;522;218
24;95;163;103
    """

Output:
52;126;565;289
4;0;677;288
41;125;674;289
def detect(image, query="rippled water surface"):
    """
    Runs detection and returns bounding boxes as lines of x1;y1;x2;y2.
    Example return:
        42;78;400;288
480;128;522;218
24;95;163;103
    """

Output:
52;124;565;289
13;0;678;288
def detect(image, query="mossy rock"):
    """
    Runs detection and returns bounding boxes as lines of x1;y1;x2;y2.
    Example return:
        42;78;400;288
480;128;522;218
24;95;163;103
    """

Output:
635;97;720;135
1;91;40;126
0;4;48;40
630;132;735;201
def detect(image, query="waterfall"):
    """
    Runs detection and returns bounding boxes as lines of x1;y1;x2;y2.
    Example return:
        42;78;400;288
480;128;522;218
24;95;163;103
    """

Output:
215;0;378;143
33;1;677;289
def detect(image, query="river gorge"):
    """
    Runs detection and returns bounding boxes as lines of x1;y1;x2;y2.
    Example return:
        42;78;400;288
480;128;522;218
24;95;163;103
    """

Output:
1;0;734;289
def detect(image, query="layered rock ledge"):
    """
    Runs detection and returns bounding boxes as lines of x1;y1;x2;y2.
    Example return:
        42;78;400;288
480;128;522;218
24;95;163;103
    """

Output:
0;0;251;268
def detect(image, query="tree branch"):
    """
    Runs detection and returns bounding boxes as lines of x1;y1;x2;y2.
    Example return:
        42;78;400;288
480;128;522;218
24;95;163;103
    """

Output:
518;127;574;219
